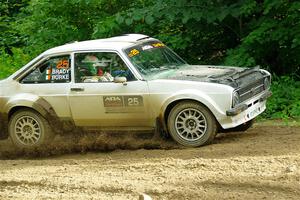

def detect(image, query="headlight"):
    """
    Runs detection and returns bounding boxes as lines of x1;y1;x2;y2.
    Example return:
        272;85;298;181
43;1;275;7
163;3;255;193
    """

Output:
232;91;240;107
264;77;270;89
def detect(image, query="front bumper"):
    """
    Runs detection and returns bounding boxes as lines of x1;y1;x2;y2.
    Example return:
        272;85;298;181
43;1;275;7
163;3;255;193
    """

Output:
218;90;272;129
226;90;272;116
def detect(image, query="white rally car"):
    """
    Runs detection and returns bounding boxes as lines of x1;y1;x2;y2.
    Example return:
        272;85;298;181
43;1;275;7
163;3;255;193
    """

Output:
0;34;272;148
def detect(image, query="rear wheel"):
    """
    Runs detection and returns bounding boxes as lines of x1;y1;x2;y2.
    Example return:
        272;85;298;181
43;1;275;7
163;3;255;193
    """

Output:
9;109;54;149
167;101;217;147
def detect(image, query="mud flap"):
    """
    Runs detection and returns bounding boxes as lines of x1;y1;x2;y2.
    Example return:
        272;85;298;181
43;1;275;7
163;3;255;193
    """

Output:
0;113;9;140
0;131;8;140
155;118;169;139
34;98;76;135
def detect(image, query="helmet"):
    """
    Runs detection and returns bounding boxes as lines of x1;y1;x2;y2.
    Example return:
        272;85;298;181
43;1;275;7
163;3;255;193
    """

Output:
94;58;112;68
82;55;100;63
81;55;100;75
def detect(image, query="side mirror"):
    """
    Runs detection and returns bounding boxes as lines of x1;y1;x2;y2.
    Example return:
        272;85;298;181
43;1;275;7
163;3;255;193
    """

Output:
114;77;127;85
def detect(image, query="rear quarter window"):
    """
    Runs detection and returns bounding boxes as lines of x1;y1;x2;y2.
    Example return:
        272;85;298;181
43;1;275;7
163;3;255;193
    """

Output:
21;55;71;84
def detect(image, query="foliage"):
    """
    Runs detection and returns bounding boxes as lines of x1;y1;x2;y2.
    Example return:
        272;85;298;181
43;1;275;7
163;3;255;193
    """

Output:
0;48;31;79
262;76;300;119
0;0;29;51
225;0;300;76
3;0;300;75
0;0;299;118
113;0;300;75
14;0;135;52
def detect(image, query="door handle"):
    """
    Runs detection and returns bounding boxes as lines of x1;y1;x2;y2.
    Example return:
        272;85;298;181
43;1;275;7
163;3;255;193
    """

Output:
70;87;84;92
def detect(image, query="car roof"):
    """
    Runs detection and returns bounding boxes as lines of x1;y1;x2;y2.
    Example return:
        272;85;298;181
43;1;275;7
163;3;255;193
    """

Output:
9;34;155;80
42;34;152;55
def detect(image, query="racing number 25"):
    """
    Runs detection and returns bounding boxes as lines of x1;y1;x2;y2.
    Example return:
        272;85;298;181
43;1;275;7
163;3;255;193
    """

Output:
125;96;143;107
128;97;139;106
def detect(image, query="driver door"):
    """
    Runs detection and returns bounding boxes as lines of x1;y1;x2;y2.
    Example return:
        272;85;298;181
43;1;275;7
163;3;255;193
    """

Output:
68;51;152;128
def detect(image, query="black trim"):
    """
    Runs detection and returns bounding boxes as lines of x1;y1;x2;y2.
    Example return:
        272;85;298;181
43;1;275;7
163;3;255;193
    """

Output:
226;104;248;116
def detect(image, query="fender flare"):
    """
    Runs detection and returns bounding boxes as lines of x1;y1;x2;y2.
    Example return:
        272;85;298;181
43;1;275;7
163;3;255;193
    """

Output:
1;94;74;139
158;90;225;131
4;94;56;119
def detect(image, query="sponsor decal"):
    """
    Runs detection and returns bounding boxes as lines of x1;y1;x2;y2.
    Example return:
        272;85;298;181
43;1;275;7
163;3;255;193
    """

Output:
152;42;165;48
49;68;71;81
51;74;70;81
124;96;143;107
103;96;124;107
52;68;70;75
128;49;140;57
46;68;52;80
46;75;51;81
46;68;52;74
103;95;144;110
45;60;70;81
56;59;69;69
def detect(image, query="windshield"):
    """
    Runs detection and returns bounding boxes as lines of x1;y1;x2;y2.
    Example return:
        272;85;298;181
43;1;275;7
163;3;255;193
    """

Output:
124;40;187;79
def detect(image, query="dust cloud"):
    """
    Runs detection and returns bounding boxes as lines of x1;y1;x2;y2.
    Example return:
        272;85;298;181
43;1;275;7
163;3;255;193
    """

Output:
0;131;180;159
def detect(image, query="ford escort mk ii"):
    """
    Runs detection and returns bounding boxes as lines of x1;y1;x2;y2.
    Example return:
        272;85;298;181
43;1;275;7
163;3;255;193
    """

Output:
0;34;272;148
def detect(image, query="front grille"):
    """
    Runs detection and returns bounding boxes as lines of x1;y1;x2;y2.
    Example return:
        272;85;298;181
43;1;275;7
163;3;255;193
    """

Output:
237;76;270;103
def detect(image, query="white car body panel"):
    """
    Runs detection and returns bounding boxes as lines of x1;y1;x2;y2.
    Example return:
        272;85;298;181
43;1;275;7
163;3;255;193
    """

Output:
0;34;272;141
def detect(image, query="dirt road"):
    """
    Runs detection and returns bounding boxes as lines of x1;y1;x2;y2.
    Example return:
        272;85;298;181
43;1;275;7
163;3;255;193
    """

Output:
0;124;300;200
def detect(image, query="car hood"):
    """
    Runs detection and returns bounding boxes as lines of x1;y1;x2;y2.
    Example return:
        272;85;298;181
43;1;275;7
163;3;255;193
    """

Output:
150;65;266;88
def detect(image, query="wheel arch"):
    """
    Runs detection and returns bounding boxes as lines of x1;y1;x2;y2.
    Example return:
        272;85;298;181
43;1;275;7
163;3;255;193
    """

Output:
162;98;220;147
8;106;39;120
160;97;222;134
1;96;63;139
6;98;56;120
8;105;56;148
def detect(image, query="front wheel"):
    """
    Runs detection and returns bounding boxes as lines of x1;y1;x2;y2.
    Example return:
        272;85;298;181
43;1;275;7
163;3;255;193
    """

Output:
167;101;217;147
8;109;55;149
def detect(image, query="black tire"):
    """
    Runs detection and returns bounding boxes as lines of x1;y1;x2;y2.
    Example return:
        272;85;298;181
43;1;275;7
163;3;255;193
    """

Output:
8;109;55;149
167;101;217;147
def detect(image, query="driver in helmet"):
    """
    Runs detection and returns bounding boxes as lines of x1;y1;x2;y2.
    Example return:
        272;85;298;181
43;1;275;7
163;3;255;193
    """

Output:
80;55;113;82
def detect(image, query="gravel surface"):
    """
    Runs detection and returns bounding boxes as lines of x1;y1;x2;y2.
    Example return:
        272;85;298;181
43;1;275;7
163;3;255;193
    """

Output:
0;125;300;199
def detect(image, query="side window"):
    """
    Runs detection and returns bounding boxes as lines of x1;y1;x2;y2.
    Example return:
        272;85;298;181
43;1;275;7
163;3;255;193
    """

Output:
21;55;71;84
74;52;136;83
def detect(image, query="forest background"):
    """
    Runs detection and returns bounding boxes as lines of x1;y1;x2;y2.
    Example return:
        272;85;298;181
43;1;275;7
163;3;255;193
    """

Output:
0;0;299;119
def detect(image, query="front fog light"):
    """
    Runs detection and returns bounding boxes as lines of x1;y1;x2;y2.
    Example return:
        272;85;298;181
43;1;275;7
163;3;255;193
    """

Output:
232;91;240;107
